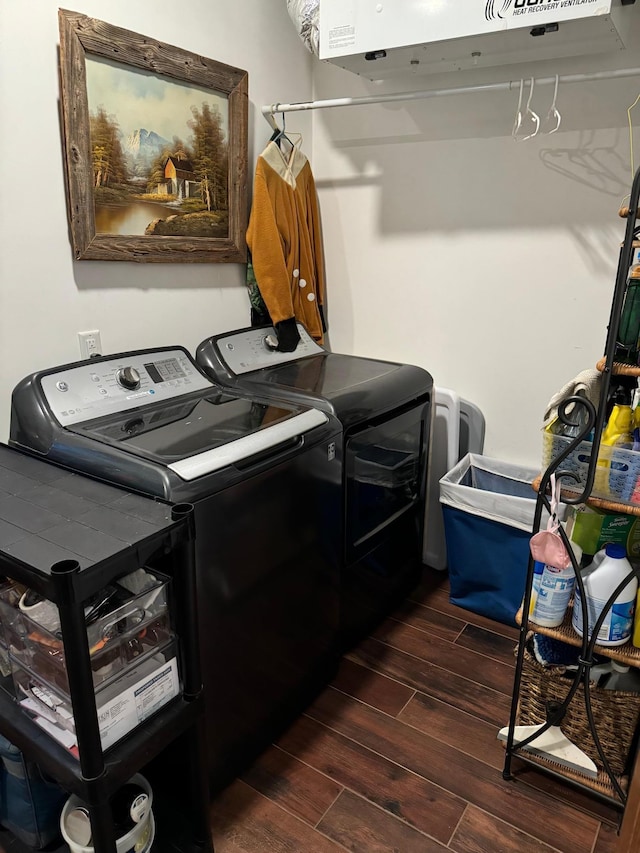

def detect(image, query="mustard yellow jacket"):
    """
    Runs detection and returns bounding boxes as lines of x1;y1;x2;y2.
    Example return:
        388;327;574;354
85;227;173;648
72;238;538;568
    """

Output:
247;141;325;343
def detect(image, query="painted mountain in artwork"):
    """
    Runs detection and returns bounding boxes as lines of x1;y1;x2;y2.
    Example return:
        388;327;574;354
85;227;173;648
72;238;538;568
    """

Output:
125;128;169;176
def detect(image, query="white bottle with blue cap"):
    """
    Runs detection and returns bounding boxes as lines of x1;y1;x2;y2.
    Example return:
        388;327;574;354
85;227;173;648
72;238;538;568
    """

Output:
572;543;638;647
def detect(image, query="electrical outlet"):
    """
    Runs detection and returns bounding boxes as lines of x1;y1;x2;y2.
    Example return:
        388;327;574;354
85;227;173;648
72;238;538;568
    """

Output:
78;330;102;359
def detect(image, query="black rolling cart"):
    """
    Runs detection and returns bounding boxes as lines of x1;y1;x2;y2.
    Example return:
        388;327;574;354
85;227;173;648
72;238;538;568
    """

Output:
503;167;640;844
0;443;213;853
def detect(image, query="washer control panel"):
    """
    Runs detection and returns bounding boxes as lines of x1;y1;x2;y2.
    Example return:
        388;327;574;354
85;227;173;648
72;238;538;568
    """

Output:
40;349;213;426
215;324;324;374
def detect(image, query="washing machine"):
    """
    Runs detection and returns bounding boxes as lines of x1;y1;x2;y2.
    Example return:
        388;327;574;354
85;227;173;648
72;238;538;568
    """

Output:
9;346;342;792
196;324;433;649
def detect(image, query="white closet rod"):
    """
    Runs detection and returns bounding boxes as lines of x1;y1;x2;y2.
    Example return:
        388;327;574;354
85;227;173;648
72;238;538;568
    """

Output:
262;66;640;128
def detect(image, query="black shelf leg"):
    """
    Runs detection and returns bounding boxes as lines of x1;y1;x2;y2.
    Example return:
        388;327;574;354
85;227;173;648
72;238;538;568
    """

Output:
52;559;104;779
170;503;201;700
52;559;117;853
88;797;119;853
170;503;213;851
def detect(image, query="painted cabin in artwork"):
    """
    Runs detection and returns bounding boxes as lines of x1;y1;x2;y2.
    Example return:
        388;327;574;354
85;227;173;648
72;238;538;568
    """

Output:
160;156;199;198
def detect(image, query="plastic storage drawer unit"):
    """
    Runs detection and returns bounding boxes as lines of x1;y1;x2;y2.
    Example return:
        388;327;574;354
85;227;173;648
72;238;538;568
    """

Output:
0;569;170;692
11;638;180;751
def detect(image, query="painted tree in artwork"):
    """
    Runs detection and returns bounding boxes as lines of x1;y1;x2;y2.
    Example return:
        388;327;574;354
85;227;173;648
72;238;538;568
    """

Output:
90;107;127;187
188;103;228;212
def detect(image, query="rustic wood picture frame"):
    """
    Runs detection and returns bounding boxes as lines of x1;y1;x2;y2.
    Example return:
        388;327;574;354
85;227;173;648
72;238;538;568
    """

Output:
58;9;248;263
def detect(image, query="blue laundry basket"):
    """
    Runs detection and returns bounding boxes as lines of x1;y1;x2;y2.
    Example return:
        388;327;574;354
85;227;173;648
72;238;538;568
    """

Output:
439;454;541;627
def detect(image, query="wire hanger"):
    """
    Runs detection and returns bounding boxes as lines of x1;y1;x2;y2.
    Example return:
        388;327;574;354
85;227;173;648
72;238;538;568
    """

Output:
270;111;293;149
522;77;540;141
269;110;303;162
270;110;284;145
542;74;561;135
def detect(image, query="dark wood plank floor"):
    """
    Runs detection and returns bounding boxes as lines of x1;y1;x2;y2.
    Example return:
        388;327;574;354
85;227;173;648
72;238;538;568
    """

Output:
0;569;623;852
210;568;623;853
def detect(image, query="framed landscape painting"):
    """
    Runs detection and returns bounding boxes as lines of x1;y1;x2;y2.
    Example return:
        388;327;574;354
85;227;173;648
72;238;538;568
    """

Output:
58;10;248;262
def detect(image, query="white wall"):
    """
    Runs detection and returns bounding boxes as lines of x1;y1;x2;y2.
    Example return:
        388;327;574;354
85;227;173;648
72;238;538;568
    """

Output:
2;1;639;470
0;0;313;440
310;23;640;468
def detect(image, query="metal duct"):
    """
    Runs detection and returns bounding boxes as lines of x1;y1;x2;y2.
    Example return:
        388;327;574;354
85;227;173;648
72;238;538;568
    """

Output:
286;0;319;56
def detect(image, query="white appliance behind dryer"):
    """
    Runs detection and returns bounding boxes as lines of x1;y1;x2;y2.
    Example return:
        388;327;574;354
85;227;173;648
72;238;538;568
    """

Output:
423;388;485;570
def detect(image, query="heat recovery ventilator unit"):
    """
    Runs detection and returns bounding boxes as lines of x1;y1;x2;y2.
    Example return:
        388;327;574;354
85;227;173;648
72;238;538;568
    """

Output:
318;0;637;80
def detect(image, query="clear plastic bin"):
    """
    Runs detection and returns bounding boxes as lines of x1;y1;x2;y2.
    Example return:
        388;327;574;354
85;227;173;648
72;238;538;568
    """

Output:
0;644;10;678
15;611;172;695
0;581;31;662
542;432;640;505
24;570;169;648
11;639;180;751
0;570;171;693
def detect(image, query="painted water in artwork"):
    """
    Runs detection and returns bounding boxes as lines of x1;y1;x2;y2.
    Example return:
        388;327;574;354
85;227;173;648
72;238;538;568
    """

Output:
85;56;229;237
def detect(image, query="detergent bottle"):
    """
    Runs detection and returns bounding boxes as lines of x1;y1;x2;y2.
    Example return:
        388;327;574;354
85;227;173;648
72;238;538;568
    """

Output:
602;383;634;448
572;543;637;646
594;381;635;495
595;660;640;692
530;535;583;628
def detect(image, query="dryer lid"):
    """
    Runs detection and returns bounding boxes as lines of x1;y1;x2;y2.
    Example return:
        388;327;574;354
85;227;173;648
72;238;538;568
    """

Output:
255;351;401;396
199;325;433;422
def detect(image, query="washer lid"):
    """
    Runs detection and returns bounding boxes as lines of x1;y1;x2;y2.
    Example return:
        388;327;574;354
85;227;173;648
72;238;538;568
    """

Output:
72;392;327;477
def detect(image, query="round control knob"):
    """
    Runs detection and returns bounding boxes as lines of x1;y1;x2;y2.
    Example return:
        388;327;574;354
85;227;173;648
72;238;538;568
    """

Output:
116;366;141;390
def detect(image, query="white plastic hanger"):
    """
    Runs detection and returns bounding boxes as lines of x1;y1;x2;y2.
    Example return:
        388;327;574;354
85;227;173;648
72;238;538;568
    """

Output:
513;78;540;142
512;79;524;141
521;77;540;141
542;74;561;135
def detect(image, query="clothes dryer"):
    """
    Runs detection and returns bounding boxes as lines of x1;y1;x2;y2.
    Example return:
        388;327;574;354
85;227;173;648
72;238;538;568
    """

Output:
10;346;342;792
196;324;433;648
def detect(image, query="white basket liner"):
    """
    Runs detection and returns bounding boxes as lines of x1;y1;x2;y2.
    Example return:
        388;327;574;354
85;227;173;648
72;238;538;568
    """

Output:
439;453;548;533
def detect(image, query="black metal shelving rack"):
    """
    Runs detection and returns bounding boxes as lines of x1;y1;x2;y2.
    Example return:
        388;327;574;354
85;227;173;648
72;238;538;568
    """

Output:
0;445;213;853
503;166;640;818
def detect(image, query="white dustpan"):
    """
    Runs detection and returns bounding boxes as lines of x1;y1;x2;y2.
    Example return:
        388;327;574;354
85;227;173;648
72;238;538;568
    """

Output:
498;724;598;778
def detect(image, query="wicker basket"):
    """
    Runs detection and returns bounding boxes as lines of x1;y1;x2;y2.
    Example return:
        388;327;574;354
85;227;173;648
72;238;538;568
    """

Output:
516;643;640;792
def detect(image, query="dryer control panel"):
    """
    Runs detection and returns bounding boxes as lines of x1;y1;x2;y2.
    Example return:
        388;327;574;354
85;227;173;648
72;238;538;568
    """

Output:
40;348;213;426
214;324;324;375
